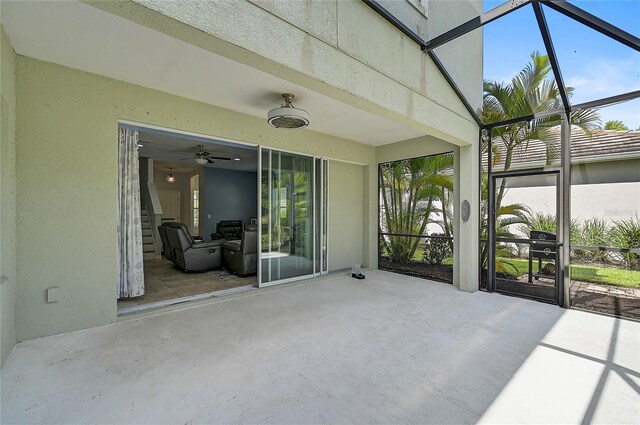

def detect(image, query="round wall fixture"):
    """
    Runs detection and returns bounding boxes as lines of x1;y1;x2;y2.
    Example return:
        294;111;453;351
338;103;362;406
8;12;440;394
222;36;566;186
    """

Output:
461;200;470;222
267;93;310;129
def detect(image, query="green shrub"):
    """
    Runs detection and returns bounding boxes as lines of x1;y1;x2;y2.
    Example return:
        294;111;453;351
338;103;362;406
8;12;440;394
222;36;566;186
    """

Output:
522;212;557;234
422;234;451;265
573;218;612;264
611;215;640;271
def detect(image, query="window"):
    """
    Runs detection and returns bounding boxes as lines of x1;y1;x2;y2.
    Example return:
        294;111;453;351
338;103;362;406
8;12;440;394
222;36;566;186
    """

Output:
190;175;199;235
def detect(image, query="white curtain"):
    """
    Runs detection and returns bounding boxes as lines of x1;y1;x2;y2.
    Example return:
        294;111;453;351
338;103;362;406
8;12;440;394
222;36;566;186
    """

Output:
117;128;145;298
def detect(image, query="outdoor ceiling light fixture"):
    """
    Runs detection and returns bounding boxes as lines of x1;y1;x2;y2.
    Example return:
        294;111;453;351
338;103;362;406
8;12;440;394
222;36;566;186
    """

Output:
166;168;176;184
267;93;310;129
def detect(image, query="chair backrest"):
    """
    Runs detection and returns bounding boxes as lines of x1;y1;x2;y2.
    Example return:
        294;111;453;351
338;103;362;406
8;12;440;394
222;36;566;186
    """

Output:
241;224;258;255
165;222;195;252
217;220;243;240
157;224;171;261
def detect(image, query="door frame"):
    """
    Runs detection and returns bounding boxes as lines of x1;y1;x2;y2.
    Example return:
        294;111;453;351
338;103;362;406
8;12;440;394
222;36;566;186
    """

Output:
158;190;181;222
488;167;564;305
257;147;329;288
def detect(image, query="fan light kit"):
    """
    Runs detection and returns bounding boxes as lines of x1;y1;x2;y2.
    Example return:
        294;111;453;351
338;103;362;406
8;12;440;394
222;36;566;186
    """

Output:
181;144;232;165
267;93;309;129
166;168;176;184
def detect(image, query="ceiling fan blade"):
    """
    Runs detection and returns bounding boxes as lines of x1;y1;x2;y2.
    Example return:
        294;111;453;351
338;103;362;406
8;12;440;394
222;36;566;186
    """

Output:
179;156;195;160
208;156;232;161
207;158;215;164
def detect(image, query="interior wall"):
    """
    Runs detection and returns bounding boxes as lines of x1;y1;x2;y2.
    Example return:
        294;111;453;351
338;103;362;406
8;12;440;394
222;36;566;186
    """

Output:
0;26;17;367
328;161;364;271
14;56;375;342
203;168;258;239
153;167;194;225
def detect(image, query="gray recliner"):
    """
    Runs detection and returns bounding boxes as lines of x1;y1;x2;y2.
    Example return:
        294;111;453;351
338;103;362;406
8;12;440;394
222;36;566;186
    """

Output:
157;223;173;262
164;222;224;272
223;224;258;276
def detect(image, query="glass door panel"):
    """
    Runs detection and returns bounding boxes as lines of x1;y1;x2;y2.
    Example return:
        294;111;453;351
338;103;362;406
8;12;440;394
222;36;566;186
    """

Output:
261;149;315;286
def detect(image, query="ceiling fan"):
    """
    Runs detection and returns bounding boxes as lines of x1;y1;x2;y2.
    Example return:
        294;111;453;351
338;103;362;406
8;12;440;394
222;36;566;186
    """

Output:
180;144;232;165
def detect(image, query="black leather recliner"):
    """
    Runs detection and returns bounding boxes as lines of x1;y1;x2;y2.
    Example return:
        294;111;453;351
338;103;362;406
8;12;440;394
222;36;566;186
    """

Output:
223;224;258;276
157;223;173;262
164;222;224;272
211;220;243;241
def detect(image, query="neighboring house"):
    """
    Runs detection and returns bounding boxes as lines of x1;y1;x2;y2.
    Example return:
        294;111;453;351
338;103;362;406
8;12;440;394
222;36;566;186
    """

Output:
0;1;482;367
499;129;640;223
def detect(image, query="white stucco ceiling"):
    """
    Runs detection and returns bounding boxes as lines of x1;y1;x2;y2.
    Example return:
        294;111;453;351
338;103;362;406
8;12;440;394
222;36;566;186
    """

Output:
1;0;424;146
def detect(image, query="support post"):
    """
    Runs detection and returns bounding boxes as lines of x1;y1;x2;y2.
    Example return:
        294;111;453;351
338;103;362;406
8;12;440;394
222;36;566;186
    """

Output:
458;142;480;292
560;114;572;307
486;129;495;292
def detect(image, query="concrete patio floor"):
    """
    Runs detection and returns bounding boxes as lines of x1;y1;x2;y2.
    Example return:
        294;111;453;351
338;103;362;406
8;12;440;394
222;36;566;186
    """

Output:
2;271;639;424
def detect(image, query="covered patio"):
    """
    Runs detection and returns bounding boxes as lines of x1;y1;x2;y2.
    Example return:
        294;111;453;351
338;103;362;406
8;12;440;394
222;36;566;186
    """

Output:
2;271;638;424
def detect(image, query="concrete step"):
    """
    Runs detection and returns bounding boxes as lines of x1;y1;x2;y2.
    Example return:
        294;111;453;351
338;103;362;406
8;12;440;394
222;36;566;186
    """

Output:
143;243;155;253
142;229;152;237
143;252;157;261
142;222;150;229
142;236;154;244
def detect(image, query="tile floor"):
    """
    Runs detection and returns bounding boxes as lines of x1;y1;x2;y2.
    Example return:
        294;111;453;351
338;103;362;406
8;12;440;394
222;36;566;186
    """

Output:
117;258;256;309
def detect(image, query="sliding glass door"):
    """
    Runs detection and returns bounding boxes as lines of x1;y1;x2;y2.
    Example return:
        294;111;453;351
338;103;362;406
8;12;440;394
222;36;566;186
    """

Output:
260;149;327;287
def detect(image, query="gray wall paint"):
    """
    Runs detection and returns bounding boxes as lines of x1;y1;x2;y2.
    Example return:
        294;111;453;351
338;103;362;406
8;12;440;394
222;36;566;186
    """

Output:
1;26;17;367
203;168;258;239
329;161;364;271
504;159;640;188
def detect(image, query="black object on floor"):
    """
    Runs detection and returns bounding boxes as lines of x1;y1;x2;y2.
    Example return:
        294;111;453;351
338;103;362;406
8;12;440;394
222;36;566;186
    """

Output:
352;273;365;280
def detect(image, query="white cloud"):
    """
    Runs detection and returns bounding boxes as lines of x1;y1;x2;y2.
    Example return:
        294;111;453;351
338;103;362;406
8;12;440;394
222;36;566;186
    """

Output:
565;56;640;104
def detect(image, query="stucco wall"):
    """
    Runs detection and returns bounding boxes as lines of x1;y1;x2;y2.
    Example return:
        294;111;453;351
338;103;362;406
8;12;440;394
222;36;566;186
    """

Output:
1;25;17;367
328;161;365;271
14;56;376;341
503;182;640;224
89;0;480;146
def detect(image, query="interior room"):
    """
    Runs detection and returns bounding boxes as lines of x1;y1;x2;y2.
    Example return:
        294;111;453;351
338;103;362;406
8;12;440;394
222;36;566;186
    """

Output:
117;126;260;312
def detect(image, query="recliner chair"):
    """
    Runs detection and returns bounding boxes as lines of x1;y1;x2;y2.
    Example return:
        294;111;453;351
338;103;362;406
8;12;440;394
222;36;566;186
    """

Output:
157;222;175;262
164;222;224;272
223;224;258;276
211;220;243;241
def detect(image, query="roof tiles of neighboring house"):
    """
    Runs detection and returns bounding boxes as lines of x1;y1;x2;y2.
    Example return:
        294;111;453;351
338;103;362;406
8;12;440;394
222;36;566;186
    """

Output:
486;129;640;170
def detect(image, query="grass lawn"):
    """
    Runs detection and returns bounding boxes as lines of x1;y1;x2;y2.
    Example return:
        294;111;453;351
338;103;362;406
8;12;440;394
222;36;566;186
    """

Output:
499;257;640;288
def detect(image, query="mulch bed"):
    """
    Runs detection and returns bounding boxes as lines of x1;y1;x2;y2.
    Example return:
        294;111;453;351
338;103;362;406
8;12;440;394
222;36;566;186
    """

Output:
383;262;640;320
570;281;640;320
379;260;453;284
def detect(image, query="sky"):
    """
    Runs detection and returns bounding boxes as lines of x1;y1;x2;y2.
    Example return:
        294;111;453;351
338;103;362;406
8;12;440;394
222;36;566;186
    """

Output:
477;0;640;129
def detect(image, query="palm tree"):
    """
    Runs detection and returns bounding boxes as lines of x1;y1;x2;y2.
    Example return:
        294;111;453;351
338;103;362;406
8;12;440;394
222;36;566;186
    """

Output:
604;120;629;131
379;153;453;263
482;52;600;207
480;52;600;277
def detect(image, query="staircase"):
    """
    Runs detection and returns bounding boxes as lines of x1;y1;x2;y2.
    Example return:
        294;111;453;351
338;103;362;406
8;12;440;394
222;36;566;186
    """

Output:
141;208;156;260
